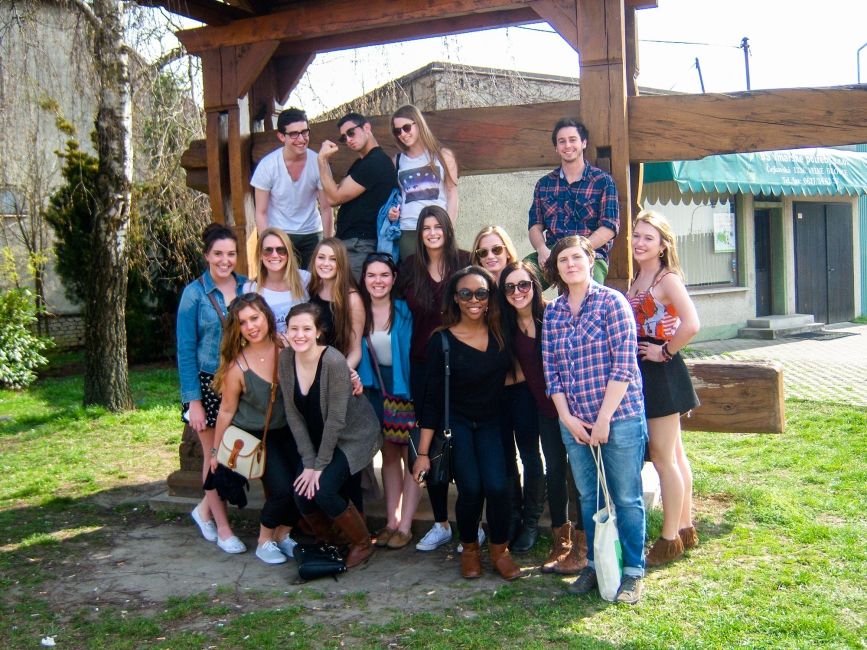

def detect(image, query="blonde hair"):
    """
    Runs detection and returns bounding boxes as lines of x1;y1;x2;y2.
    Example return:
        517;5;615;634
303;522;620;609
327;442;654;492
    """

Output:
633;210;684;279
255;228;305;297
391;104;456;186
470;225;518;267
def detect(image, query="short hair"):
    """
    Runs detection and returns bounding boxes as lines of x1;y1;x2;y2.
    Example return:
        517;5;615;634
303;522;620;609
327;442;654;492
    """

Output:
202;223;236;254
337;112;368;130
544;235;596;292
277;108;308;133
551;118;589;146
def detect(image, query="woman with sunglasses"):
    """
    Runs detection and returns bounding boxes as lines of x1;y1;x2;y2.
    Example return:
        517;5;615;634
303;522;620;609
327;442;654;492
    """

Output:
498;261;586;571
389;105;459;261
628;211;700;567
412;266;520;580
244;228;311;343
176;224;247;554
211;294;300;564
280;303;383;569
356;253;420;550
542;235;647;604
398;205;473;552
470;225;518;282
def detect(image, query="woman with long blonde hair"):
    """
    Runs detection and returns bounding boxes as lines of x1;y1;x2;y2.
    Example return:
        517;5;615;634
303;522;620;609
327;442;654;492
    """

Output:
388;104;459;260
470;225;518;283
211;294;300;564
244;228;310;342
627;210;700;567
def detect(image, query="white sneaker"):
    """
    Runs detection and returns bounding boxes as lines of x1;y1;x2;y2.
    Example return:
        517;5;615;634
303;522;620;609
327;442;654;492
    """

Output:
457;526;487;554
191;506;217;543
217;535;247;554
256;540;288;564
276;535;297;558
415;524;452;551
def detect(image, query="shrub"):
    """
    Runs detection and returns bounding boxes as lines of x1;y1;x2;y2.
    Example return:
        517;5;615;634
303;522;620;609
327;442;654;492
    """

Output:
0;287;52;388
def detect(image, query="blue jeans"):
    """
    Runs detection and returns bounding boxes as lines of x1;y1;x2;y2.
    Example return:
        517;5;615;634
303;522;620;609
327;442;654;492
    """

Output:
451;414;511;544
560;415;647;577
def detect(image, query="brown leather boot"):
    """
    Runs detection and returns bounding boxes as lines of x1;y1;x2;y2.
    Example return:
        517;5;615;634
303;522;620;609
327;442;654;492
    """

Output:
646;535;684;567
332;504;374;568
303;511;333;543
460;541;482;579
679;525;699;550
541;522;572;573
489;543;521;581
554;528;588;575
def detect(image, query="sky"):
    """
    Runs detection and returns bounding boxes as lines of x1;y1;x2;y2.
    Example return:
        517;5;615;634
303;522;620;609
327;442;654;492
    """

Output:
283;0;867;116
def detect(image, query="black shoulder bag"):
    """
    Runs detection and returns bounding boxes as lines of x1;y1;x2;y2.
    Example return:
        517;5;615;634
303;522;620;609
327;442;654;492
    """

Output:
409;331;453;486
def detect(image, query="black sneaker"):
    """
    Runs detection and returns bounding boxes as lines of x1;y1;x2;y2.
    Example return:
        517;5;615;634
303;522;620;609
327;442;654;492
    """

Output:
615;575;643;604
567;566;598;595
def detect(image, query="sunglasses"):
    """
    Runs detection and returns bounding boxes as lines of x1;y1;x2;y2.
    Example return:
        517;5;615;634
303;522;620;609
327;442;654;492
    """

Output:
263;246;288;256
229;292;261;309
364;252;395;264
392;122;415;137
284;128;310;140
503;280;533;296
474;245;505;259
338;124;363;143
456;288;490;302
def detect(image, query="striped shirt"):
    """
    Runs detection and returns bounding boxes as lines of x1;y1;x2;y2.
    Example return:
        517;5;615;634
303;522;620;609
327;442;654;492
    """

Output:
542;282;644;423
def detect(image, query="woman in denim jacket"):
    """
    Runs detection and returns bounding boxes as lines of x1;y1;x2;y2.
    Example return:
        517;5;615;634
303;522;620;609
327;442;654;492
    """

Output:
176;224;248;554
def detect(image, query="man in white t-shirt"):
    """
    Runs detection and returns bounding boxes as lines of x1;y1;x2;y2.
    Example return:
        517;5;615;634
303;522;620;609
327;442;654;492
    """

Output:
251;108;334;270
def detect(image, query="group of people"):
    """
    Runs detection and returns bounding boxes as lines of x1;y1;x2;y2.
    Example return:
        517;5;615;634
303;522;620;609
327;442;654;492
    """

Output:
176;107;701;605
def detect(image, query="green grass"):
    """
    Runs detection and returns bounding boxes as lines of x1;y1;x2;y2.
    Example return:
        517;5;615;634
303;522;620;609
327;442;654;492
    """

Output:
0;365;865;648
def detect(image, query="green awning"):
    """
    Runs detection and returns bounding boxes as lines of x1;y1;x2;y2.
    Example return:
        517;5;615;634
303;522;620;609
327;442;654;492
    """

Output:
644;148;867;197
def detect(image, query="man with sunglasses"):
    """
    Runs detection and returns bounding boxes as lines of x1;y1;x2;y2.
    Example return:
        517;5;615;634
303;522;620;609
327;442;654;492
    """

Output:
527;118;620;286
318;112;398;281
252;108;334;270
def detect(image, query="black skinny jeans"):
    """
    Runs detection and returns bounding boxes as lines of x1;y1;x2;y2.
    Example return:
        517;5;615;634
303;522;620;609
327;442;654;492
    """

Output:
293;447;353;519
411;358;450;523
259;427;302;530
537;413;571;528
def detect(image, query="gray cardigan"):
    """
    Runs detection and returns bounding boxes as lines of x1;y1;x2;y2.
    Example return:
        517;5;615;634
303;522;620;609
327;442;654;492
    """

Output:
279;346;382;475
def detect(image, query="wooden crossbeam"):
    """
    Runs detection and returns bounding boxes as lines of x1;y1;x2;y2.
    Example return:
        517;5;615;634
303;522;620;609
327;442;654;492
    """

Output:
138;0;252;26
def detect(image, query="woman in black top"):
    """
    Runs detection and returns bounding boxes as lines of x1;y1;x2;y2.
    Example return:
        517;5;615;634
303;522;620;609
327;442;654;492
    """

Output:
412;266;520;581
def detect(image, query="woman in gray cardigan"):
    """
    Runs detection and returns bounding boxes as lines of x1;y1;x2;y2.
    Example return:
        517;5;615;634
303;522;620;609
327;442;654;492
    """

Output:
280;302;383;568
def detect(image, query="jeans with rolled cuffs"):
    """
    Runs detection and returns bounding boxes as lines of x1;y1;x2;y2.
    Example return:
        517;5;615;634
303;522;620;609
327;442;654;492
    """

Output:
451;414;511;544
293;447;354;519
560;415;648;577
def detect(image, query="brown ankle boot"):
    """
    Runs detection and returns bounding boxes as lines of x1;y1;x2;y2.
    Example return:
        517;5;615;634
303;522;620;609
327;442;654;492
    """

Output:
303;511;334;543
332;504;374;568
489;543;521;581
679;525;699;550
460;541;482;578
554;528;588;575
541;522;572;573
646;535;684;567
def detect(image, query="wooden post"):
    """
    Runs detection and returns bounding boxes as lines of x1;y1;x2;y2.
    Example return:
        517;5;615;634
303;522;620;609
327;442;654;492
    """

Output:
576;0;632;290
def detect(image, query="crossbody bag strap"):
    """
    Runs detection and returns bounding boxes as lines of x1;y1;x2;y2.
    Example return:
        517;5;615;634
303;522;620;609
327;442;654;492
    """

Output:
364;335;388;397
199;276;227;326
260;345;280;448
440;330;451;438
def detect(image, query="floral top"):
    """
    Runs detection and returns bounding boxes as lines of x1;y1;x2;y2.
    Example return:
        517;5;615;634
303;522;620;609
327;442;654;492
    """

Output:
628;272;680;340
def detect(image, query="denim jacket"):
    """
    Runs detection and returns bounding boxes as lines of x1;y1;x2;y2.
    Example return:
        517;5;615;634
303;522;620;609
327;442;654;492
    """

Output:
176;270;247;403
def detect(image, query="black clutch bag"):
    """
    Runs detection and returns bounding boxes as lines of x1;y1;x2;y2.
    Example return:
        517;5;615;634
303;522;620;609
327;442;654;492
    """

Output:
295;543;347;581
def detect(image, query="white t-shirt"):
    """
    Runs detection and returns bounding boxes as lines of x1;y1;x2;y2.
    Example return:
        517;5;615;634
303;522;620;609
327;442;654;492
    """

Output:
396;151;447;231
250;148;323;235
243;270;311;333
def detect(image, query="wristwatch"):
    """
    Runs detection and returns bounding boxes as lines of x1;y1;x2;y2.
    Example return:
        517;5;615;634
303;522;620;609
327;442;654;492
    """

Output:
210;447;218;457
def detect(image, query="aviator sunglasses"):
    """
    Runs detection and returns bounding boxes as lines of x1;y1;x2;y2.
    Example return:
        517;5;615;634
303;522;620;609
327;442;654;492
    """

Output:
456;288;490;302
392;122;415;137
503;280;533;296
263;246;288;256
474;244;505;259
338;124;363;143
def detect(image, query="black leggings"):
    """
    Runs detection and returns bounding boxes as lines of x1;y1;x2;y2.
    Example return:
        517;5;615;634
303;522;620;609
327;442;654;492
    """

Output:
293;447;354;519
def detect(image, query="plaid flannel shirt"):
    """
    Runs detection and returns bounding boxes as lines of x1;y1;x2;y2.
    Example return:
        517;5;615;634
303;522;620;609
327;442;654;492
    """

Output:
528;162;620;261
542;282;644;423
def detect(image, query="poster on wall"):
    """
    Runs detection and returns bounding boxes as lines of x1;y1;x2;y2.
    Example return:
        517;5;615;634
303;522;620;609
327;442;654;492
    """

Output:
713;212;736;253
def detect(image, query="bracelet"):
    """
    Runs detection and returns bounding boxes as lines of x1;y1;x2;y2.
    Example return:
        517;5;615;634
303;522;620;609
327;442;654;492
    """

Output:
210;447;218;457
417;453;429;457
660;342;673;362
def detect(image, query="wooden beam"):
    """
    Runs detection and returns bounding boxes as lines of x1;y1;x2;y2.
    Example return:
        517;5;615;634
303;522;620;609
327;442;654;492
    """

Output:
274;53;316;105
177;0;533;53
138;0;251;26
629;85;867;161
532;0;578;51
205;111;230;220
274;7;539;56
234;40;280;99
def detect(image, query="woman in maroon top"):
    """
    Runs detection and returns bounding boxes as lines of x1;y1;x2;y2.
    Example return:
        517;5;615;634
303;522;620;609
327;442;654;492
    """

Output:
498;261;586;572
398;205;470;551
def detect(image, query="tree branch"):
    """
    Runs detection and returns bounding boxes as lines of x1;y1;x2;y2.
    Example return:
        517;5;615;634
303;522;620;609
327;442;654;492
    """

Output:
63;0;102;30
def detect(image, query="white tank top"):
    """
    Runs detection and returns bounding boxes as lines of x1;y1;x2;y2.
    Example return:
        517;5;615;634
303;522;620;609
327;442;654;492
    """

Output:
396;151;447;231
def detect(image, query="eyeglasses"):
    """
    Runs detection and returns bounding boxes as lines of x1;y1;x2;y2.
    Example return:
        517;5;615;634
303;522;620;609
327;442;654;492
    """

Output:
263;246;288;256
284;128;310;140
392;122;415;137
364;252;394;264
474;245;505;259
503;280;533;296
338;125;363;143
456;288;490;302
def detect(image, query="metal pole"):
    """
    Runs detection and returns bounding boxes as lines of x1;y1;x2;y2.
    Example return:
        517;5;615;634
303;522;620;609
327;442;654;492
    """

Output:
695;57;706;93
858;42;867;83
741;37;751;91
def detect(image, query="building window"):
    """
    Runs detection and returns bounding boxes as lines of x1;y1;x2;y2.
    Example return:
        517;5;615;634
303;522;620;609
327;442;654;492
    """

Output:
643;198;739;288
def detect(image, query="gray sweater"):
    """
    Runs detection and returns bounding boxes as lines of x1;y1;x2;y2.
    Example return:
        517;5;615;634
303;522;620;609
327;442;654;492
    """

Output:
279;346;382;475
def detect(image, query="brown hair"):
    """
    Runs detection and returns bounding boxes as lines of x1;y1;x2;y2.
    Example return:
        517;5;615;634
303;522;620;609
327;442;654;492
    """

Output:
401;205;463;308
212;294;277;393
544;236;596;293
307;237;358;356
391;104;456;186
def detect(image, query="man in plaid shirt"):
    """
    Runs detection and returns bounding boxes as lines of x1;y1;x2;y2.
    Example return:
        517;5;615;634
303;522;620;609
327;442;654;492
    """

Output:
527;118;620;285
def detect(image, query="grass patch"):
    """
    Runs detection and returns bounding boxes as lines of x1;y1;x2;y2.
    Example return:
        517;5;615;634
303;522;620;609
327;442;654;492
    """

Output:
0;366;865;648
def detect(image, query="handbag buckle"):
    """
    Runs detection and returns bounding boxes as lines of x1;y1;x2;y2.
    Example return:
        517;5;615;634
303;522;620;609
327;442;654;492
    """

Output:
228;438;244;469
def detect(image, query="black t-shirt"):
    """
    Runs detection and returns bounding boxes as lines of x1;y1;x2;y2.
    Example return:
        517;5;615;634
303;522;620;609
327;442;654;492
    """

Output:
335;147;397;240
